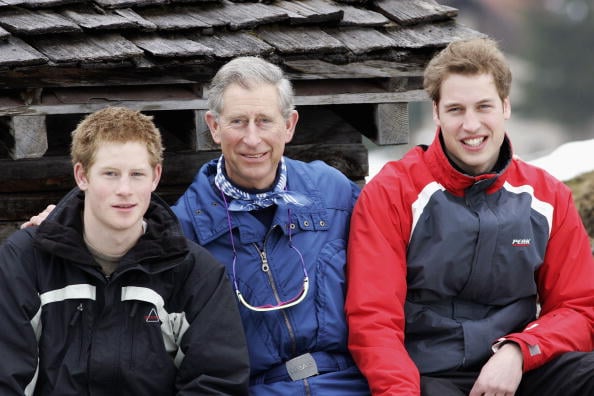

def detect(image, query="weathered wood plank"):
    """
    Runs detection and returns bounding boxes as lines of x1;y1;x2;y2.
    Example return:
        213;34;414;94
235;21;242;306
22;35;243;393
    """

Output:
93;0;169;8
0;191;70;222
191;31;274;58
0;7;81;35
302;0;344;20
136;7;214;30
0;115;48;159
114;8;158;31
332;0;367;4
327;27;396;55
285;59;425;79
0;99;210;116
0;56;425;86
29;33;144;63
0;24;9;38
0;0;80;9
336;3;390;27
61;5;138;30
128;34;214;57
191;1;288;31
228;1;289;30
373;102;409;145
332;102;410;145
0;91;426;117
43;85;202;105
373;0;457;26
177;6;228;31
294;77;426;99
385;21;486;48
0;0;26;7
0;152;215;193
0;36;48;67
272;0;342;25
257;26;347;54
0;142;366;195
193;109;218;150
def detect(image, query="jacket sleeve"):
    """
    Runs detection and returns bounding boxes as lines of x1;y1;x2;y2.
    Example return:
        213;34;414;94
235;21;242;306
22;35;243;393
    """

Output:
345;177;420;395
0;231;41;394
175;243;250;395
503;185;594;371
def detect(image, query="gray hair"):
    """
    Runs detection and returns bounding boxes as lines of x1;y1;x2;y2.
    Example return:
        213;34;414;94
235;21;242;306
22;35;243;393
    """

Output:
207;56;295;119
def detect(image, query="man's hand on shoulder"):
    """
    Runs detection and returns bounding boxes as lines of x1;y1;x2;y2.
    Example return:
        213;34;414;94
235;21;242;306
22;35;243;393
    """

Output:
20;204;56;229
469;342;523;396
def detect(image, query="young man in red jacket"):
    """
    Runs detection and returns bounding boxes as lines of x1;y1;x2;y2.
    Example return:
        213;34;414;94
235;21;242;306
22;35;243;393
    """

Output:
345;38;594;395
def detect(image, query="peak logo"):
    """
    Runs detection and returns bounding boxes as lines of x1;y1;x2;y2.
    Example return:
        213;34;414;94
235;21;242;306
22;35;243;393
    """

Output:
512;238;531;247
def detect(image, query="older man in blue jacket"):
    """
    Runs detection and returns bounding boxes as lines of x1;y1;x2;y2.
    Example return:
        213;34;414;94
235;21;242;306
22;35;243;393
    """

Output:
172;57;370;395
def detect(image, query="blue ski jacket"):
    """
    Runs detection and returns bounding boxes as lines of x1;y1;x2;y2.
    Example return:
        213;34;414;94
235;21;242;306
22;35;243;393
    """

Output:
173;157;370;395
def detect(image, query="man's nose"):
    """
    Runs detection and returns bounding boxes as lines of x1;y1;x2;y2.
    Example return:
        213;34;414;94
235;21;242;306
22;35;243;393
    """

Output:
116;176;132;194
462;110;481;132
243;121;262;145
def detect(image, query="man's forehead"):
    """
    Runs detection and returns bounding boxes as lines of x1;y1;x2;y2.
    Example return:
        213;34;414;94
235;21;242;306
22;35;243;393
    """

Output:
220;83;282;116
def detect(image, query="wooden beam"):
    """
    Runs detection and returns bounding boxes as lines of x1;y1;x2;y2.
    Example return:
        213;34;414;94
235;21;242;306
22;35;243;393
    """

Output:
373;102;409;145
331;102;411;145
0;142;367;194
0;115;48;159
193;110;218;151
0;90;427;116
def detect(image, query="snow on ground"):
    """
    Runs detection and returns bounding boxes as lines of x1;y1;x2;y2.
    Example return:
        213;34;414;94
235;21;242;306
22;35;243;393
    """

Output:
527;139;594;181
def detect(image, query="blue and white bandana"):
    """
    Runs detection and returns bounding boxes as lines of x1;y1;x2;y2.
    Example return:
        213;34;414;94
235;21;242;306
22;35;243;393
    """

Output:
214;155;311;211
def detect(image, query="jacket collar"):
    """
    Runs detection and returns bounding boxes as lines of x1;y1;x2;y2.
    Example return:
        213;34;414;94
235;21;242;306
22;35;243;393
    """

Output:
425;128;513;196
190;158;327;245
35;188;189;275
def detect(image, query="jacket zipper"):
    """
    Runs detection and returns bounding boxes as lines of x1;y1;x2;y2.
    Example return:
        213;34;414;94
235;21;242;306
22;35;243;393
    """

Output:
69;303;85;363
254;242;298;356
255;225;312;395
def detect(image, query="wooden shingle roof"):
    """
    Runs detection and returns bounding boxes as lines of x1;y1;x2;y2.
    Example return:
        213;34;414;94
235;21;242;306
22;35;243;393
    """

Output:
0;0;484;88
0;0;486;241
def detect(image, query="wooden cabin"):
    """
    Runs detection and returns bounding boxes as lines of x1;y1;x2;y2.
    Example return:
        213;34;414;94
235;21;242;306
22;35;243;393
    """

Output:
0;0;483;242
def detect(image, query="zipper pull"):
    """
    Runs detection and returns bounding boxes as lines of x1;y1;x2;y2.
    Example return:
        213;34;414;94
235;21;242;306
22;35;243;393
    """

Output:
260;250;270;272
69;303;84;326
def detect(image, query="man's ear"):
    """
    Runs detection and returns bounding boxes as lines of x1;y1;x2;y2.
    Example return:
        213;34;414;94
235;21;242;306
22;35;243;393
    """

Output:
503;97;511;120
432;101;441;127
284;110;299;143
205;111;221;144
73;163;89;191
151;164;162;192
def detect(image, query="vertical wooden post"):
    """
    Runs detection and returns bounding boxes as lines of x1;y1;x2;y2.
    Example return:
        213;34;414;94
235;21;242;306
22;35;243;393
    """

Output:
373;103;409;145
193;110;218;151
0;115;48;159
